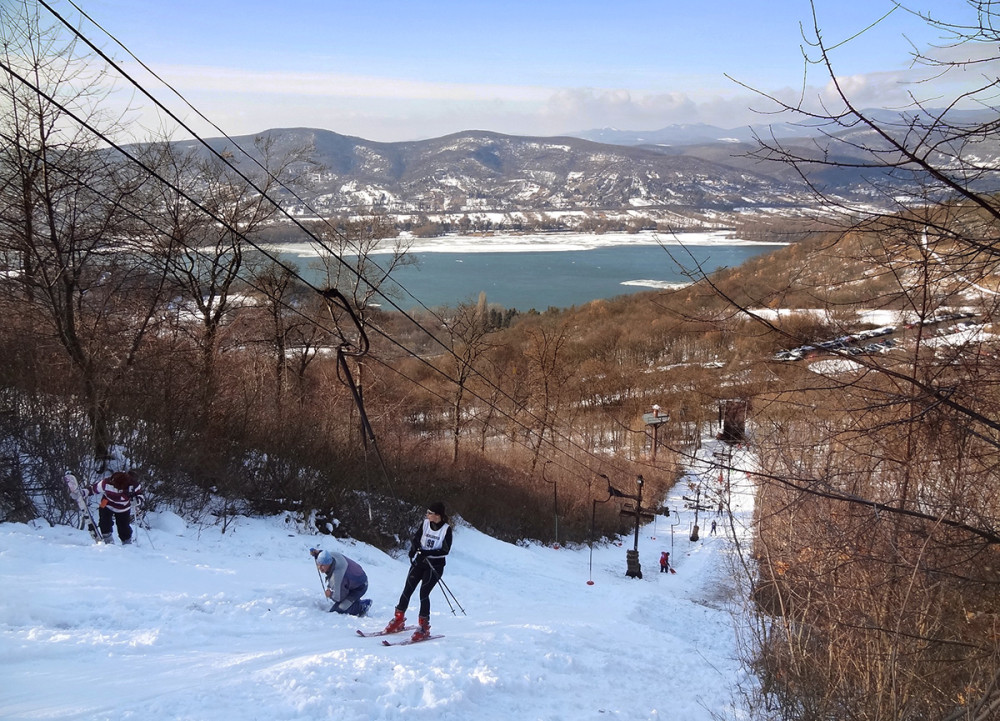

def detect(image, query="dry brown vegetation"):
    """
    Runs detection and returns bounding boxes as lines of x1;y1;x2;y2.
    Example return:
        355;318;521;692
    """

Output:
7;2;1000;719
696;0;1000;716
0;2;705;546
746;360;1000;720
687;207;1000;720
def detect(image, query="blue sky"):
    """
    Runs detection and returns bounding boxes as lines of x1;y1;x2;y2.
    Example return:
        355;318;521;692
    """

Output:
68;0;992;141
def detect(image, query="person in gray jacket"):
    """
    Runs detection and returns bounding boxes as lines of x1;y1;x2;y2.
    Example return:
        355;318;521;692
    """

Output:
310;548;372;616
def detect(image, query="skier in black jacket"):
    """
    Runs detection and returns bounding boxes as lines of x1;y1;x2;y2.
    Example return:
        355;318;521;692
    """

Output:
381;501;453;641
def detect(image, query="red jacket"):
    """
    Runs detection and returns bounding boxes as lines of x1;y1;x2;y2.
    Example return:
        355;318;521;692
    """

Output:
90;472;144;513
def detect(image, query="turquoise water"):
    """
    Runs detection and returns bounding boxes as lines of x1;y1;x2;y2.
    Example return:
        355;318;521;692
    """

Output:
281;244;780;312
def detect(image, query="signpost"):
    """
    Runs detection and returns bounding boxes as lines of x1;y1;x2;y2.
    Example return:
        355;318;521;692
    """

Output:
642;405;670;461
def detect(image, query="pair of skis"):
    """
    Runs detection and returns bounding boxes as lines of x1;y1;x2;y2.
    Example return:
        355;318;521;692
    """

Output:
63;473;103;544
356;626;444;646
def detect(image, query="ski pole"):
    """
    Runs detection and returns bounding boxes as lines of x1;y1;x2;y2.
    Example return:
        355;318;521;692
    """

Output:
424;557;466;615
418;556;455;614
437;578;465;615
136;509;156;549
132;499;156;549
310;548;329;600
435;572;457;615
436;578;461;615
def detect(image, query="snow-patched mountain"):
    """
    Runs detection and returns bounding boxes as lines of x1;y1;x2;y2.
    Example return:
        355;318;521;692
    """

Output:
176;128;828;219
174;113;1000;221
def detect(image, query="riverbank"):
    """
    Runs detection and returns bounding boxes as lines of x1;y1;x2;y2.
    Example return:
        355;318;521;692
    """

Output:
268;229;788;257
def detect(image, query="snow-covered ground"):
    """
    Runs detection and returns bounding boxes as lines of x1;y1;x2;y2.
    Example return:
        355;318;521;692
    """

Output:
269;229;787;257
0;439;757;721
749;308;911;326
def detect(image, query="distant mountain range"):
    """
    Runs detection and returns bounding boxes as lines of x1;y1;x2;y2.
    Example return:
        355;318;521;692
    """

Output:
173;108;997;227
567;108;997;148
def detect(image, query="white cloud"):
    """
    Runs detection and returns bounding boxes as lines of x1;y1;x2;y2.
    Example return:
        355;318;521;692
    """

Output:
122;61;760;139
139;63;554;103
118;52;998;143
820;61;996;113
542;88;701;126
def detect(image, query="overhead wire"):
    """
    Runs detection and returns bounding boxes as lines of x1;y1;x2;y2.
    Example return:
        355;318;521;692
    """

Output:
0;105;617;486
6;5;653;484
48;0;449;324
37;0;549;436
3;117;574;487
2;49;644;488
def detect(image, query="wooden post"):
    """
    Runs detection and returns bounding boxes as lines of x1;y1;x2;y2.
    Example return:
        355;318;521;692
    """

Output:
642;405;669;461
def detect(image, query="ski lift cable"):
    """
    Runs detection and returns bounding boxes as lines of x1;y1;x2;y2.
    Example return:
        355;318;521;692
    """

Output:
0;119;413;504
1;109;620;488
0;127;370;362
43;0;459;338
0;35;652;484
33;1;612;474
43;0;650;482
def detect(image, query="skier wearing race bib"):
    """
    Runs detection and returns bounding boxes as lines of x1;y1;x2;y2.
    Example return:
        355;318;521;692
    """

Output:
381;501;453;642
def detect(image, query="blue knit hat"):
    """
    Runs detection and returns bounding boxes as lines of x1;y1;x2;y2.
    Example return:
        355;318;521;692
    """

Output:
316;550;333;566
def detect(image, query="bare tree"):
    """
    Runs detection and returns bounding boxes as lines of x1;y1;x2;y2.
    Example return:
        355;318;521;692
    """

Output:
0;2;169;462
713;3;1000;719
308;210;415;440
521;319;575;474
247;258;326;414
149;136;302;415
311;211;414;314
440;293;497;462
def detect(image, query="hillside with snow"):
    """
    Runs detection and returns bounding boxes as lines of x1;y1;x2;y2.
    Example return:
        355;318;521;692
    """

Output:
0;437;756;721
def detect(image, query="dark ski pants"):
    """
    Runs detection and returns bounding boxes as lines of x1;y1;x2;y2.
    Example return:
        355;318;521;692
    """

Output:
396;559;443;618
332;581;369;616
98;507;132;543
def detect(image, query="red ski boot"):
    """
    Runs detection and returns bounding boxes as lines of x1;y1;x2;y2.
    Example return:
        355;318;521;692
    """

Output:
410;616;431;642
382;609;406;634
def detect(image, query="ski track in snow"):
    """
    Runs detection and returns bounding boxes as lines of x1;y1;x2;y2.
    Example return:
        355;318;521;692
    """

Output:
0;439;757;721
